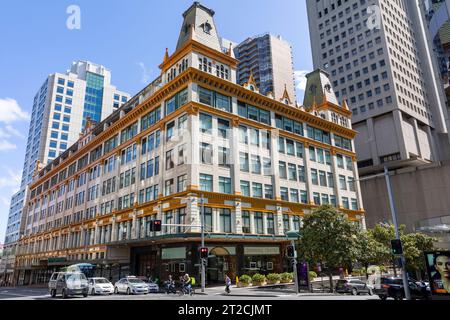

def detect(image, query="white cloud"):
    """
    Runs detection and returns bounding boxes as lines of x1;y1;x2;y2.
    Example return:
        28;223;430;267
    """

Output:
0;140;17;151
0;168;21;193
138;62;151;84
0;98;29;123
4;125;25;139
294;70;310;92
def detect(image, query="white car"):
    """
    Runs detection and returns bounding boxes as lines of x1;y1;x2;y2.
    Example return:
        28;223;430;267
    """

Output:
88;277;114;295
114;276;149;295
146;282;160;293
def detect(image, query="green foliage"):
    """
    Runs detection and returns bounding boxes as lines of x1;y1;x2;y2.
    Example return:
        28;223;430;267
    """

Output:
239;275;252;284
354;230;390;268
266;273;281;282
298;205;359;271
366;223;436;273
252;273;266;283
308;271;317;280
280;272;293;282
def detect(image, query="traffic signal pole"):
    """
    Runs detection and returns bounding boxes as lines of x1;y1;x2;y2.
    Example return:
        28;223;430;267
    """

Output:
384;166;411;300
291;240;299;294
200;193;206;293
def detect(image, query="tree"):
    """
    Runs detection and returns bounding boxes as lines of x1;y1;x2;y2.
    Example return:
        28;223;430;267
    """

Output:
297;205;359;292
367;223;436;278
354;230;389;278
401;232;435;278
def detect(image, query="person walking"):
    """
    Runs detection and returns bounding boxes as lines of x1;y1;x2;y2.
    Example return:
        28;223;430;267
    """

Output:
225;274;231;294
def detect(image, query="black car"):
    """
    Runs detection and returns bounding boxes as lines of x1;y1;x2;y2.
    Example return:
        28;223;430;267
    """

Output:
373;277;430;300
335;279;373;295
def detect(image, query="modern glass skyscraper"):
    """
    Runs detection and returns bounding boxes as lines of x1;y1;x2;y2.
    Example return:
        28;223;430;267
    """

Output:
0;61;130;283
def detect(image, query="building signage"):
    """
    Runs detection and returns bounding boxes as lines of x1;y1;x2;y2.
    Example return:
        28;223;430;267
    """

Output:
161;247;186;260
297;261;310;291
424;251;450;299
244;246;280;255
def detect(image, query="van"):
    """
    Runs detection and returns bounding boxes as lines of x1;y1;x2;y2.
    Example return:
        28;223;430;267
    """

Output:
48;272;89;299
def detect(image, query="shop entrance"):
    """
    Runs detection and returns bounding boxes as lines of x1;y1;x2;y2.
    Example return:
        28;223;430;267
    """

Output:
136;251;158;279
207;247;233;284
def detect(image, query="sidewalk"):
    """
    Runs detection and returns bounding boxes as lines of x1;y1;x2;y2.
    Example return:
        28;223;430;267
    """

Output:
202;284;339;298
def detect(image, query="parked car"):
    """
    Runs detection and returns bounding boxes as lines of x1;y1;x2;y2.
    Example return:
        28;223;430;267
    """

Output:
135;276;160;293
49;272;89;299
335;279;373;295
114;276;149;295
88;277;114;295
373;277;430;300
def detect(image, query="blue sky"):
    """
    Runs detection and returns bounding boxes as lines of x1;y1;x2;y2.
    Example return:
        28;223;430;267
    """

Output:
0;0;313;242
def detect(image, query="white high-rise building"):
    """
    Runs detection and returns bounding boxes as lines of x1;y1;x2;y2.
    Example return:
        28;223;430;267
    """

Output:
306;0;450;175
0;61;130;283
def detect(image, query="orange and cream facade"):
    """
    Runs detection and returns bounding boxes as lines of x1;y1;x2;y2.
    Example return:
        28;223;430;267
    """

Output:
13;2;364;285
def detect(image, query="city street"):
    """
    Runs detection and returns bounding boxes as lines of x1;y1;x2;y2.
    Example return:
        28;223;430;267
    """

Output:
0;285;381;301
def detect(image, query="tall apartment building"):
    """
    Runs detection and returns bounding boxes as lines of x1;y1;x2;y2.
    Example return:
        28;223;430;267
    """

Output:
235;34;297;104
0;61;130;284
12;2;364;286
307;0;450;176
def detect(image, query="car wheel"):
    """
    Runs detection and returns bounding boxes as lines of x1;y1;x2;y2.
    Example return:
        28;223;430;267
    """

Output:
126;288;131;295
62;289;67;299
352;288;358;296
50;289;56;298
379;295;387;301
83;292;88;298
394;291;403;301
91;288;96;296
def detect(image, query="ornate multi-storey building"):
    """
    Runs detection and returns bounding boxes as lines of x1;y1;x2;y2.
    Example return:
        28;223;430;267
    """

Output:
13;2;364;285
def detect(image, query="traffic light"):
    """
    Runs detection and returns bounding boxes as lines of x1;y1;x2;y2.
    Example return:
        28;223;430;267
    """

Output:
286;245;295;258
199;247;208;259
150;220;162;232
391;239;403;255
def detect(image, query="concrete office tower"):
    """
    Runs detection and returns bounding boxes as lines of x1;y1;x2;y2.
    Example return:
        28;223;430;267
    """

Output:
306;0;450;176
12;2;364;285
235;34;297;104
0;61;130;284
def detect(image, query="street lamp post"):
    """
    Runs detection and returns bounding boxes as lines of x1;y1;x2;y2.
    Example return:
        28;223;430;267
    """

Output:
383;166;411;300
355;167;411;300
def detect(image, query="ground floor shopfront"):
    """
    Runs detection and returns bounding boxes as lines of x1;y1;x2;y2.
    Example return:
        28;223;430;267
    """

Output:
130;239;291;284
13;234;292;286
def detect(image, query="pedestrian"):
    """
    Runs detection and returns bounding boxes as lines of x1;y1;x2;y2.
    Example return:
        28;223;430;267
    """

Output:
225;274;231;294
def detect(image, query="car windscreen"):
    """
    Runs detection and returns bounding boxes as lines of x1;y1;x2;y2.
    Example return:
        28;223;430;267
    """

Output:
65;273;87;282
128;279;144;284
95;279;109;284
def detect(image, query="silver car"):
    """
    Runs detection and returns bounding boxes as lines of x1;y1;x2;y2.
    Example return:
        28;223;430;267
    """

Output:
114;276;149;295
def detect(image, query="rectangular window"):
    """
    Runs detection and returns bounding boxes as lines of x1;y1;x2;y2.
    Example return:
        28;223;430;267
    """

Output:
264;184;273;199
252;183;262;198
240;180;250;197
219;208;231;233
200;113;212;134
219;176;232;194
199;174;213;192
